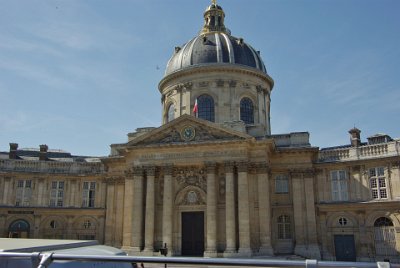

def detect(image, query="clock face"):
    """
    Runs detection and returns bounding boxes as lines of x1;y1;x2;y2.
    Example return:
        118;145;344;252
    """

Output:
181;125;196;141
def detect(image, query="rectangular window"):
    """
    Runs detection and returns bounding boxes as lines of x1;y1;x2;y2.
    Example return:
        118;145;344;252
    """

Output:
50;181;64;207
275;175;289;193
15;180;32;206
82;182;96;208
331;170;348;201
369;167;387;200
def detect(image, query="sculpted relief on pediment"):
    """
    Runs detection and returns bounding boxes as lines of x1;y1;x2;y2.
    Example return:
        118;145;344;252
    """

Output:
133;124;246;147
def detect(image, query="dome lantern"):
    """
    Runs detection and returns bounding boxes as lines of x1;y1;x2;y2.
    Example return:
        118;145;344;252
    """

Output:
200;0;228;35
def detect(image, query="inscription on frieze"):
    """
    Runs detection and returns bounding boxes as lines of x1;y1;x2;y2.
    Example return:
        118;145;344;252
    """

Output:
139;150;246;161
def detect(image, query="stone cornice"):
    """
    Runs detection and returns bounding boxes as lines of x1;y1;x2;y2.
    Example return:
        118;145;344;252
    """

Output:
317;201;400;212
159;64;274;91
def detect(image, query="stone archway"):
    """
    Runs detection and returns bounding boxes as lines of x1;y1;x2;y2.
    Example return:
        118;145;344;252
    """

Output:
374;217;398;259
8;219;30;238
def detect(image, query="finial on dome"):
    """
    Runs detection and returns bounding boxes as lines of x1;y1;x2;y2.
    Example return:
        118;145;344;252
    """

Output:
211;0;217;5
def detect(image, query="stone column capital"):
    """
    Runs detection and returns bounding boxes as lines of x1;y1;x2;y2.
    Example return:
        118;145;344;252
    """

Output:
145;166;157;177
163;164;174;176
130;166;144;177
254;162;270;174
205;162;217;173
224;161;235;173
237;161;249;173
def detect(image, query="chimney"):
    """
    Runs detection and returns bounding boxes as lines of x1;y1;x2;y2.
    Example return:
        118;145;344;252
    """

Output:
9;143;18;159
39;144;48;161
348;127;361;147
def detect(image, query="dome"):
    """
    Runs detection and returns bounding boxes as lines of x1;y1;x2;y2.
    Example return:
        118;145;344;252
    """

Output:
165;33;267;75
164;2;268;76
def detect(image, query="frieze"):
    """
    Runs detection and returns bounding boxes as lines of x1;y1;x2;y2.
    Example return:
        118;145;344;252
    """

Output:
104;176;125;184
139;150;246;161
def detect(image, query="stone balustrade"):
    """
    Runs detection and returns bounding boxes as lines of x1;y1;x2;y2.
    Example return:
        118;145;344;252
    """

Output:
0;159;104;174
318;140;399;162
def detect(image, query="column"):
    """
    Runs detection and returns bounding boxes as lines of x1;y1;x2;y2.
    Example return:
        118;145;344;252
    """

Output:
122;172;134;249
256;163;273;255
304;174;321;259
144;166;156;254
162;165;174;255
224;162;237;256
237;161;251;256
132;166;144;252
291;172;307;256
205;162;217;257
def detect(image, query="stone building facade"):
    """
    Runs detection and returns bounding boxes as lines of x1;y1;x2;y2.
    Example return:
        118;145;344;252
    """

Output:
1;1;400;263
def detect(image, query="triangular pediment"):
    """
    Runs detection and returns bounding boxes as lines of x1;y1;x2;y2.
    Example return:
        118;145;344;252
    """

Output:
127;115;253;147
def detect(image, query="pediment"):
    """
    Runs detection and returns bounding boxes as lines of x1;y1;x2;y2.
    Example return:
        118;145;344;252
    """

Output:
127;115;253;147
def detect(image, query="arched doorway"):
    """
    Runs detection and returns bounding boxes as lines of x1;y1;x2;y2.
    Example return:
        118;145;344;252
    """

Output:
374;217;397;259
8;219;30;238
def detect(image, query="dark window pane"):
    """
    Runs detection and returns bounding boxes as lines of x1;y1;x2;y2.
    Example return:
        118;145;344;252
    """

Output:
197;95;215;122
240;97;254;124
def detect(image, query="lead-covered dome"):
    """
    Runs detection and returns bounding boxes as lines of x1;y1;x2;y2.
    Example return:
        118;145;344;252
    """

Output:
165;2;268;76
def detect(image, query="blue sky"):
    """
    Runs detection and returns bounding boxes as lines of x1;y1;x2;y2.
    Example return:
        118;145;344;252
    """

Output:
0;0;399;156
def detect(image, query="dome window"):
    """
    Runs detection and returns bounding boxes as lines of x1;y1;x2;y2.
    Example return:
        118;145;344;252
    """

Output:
240;97;254;124
167;103;175;123
197;94;215;122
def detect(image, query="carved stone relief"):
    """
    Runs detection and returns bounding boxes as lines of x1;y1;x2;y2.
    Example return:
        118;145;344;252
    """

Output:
175;167;206;192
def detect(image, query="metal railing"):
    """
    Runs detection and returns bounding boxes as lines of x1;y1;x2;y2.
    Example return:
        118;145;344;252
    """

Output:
0;253;399;268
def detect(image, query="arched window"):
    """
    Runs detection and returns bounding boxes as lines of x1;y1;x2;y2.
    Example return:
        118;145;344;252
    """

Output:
197;94;215;122
277;215;291;239
374;217;397;258
167;103;175;123
240;97;254;124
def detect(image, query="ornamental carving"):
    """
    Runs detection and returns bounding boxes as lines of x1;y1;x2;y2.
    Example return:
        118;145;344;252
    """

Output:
175;167;206;192
228;80;237;88
216;80;224;87
158;130;181;143
175;187;206;206
198;81;209;87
